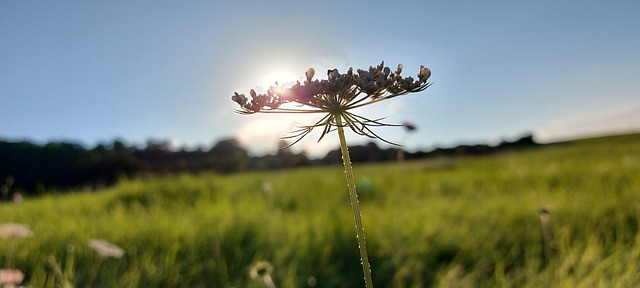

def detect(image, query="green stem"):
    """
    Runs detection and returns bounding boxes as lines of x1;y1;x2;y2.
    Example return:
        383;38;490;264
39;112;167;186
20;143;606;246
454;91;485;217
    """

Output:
335;114;374;288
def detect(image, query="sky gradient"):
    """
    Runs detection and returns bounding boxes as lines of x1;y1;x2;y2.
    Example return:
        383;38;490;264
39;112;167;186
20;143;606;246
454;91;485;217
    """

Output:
2;1;639;157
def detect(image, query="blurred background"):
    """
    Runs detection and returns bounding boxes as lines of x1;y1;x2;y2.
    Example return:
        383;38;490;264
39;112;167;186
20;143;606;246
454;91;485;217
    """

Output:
1;1;639;157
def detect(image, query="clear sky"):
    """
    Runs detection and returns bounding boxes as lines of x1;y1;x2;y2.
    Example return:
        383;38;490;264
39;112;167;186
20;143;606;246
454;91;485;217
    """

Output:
1;1;639;157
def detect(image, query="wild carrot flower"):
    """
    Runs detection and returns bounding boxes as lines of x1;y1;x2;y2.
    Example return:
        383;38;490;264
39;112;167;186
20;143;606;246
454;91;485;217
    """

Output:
0;269;24;287
232;62;431;147
0;223;32;239
0;223;32;270
231;62;431;287
87;239;124;259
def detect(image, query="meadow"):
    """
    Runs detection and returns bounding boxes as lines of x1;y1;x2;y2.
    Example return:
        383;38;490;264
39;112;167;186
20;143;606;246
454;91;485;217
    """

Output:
1;133;639;287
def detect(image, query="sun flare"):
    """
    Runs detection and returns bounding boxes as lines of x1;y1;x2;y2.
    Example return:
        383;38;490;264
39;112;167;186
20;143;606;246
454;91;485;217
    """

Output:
259;69;298;89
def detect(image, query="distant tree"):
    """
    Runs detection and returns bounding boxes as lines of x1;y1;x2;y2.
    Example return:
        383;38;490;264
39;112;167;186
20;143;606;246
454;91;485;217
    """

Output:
82;140;140;188
350;142;386;162
497;134;537;149
133;139;177;173
322;142;394;164
275;140;310;168
208;138;250;173
0;141;87;194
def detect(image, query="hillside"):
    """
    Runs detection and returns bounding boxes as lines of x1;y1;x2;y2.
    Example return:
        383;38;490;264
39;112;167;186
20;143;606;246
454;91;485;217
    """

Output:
0;133;638;287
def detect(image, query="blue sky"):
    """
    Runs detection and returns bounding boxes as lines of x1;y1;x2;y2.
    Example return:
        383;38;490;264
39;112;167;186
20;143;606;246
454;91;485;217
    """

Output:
1;1;639;157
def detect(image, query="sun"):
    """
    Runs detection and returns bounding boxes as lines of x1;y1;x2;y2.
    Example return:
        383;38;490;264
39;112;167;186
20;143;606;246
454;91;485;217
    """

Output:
259;68;299;89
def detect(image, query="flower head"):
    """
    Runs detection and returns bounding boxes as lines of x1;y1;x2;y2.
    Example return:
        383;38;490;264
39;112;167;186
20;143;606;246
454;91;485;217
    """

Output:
0;269;24;287
87;239;124;259
232;62;431;147
0;223;33;239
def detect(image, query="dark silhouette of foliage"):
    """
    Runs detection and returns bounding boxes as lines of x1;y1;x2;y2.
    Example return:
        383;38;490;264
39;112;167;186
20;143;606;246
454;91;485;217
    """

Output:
207;138;250;173
0;134;539;196
250;141;311;170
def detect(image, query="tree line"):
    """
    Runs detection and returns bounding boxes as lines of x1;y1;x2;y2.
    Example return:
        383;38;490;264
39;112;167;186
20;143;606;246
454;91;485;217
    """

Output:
0;134;536;197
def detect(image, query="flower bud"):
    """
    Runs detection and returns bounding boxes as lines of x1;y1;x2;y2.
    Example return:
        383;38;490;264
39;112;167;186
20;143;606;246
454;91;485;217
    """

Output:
306;68;315;82
419;65;431;80
329;69;339;80
231;92;247;106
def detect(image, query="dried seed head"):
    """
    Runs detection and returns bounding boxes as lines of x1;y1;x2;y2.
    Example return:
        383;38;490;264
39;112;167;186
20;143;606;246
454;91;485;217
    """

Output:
231;62;432;147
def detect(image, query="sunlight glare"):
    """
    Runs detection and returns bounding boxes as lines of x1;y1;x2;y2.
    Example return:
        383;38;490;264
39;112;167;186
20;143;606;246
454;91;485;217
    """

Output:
235;113;324;155
258;69;300;90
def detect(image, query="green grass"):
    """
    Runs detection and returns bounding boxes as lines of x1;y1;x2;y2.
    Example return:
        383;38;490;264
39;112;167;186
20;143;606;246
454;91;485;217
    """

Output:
1;133;639;287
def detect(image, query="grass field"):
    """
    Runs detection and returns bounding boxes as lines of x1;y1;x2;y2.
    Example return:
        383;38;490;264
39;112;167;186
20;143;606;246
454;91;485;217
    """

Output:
1;133;639;287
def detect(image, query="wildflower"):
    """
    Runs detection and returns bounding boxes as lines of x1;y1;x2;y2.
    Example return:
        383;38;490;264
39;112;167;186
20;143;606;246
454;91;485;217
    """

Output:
261;181;273;193
87;239;124;259
231;61;431;147
0;223;33;239
0;269;24;287
231;62;431;288
249;261;276;288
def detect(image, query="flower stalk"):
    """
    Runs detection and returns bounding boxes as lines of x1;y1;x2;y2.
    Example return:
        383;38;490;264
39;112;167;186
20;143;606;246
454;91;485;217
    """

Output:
335;114;373;287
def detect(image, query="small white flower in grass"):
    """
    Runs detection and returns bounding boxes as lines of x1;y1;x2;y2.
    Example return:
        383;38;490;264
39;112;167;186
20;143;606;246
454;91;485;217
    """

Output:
261;181;273;194
249;261;276;288
0;223;33;239
87;239;124;259
0;269;24;287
